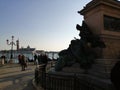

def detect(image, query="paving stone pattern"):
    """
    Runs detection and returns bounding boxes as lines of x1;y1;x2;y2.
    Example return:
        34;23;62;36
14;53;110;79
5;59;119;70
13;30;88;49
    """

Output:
0;63;37;90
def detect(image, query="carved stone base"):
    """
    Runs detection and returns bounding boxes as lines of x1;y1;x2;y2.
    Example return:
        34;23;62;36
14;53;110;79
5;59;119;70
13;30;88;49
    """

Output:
49;59;118;89
88;59;119;78
78;74;115;90
62;63;84;73
48;70;115;90
61;59;117;79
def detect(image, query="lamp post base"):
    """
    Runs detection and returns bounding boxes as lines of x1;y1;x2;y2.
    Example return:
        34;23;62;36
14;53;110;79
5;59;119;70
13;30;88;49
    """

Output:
1;59;5;65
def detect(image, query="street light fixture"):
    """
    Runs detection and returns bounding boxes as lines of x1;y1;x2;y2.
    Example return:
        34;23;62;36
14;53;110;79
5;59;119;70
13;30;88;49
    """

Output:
6;36;17;63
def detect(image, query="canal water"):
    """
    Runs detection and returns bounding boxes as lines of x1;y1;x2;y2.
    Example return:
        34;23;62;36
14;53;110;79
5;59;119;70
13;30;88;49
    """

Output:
0;52;59;63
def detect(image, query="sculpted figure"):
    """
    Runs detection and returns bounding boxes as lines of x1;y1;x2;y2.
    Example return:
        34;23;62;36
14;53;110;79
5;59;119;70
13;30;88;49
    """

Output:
55;21;106;71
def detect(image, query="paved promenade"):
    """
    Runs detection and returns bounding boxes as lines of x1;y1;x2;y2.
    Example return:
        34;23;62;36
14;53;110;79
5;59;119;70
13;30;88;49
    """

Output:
0;63;42;90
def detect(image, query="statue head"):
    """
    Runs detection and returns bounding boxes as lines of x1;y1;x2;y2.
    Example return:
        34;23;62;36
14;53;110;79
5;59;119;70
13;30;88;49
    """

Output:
76;21;106;48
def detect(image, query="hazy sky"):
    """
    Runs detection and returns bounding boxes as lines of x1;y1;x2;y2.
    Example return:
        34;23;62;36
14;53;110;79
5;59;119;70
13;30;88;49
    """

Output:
0;0;91;51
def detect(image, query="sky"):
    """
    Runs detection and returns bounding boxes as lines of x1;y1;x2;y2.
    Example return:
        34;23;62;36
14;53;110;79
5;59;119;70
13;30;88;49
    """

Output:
0;0;91;51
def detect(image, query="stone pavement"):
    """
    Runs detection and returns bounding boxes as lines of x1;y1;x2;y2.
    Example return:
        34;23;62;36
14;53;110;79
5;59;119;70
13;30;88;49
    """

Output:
0;63;43;90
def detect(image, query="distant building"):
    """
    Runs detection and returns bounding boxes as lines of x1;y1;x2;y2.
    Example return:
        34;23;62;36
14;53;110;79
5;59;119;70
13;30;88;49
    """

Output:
0;45;36;63
16;45;36;61
18;45;36;54
0;45;59;63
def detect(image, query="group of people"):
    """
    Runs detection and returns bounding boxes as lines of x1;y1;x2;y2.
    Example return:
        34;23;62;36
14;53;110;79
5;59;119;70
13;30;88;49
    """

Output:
18;53;48;71
18;54;27;71
34;53;48;66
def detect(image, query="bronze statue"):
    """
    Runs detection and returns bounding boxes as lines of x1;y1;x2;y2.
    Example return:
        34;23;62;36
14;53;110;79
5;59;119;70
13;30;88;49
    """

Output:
55;21;106;71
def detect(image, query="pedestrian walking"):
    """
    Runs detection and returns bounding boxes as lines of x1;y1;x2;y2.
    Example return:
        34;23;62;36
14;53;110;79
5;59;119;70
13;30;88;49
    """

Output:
18;54;21;64
34;54;37;65
20;54;27;71
38;54;41;65
41;53;48;71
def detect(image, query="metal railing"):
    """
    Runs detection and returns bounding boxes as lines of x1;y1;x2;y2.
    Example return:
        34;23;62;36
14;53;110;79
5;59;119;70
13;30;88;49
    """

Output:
35;64;114;90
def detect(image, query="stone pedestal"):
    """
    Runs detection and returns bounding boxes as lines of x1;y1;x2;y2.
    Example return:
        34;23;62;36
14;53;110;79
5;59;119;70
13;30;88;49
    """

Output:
79;0;120;59
77;0;120;89
89;59;119;79
62;63;84;73
78;0;120;77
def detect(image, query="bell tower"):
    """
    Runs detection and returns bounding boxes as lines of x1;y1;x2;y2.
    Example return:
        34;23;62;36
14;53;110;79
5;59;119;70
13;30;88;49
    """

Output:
16;39;19;50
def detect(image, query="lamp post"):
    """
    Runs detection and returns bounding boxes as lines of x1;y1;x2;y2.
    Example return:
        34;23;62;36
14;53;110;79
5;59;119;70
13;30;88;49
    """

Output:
6;36;17;63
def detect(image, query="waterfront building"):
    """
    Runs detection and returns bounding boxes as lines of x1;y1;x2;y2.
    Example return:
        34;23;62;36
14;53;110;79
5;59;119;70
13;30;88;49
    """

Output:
0;45;36;63
0;45;59;63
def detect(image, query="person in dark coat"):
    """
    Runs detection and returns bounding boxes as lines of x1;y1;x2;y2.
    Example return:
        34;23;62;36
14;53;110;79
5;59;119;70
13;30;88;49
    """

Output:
38;54;41;65
20;54;27;71
40;53;48;72
34;54;37;65
110;60;120;90
18;54;21;64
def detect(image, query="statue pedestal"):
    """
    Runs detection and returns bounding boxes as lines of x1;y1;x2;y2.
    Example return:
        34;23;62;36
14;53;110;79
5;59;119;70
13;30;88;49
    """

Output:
58;59;117;90
77;0;120;89
62;63;84;73
88;59;118;79
48;66;115;90
62;59;117;79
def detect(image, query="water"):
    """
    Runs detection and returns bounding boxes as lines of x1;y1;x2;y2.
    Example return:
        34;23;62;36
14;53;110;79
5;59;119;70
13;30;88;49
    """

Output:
0;52;59;63
47;52;59;59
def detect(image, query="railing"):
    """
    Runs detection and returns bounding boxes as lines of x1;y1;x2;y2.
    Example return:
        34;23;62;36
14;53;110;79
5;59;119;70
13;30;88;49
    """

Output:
45;73;75;90
35;64;114;90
